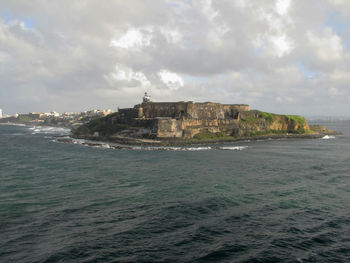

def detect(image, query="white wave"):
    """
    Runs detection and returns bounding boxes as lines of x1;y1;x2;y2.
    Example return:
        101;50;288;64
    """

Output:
184;147;212;151
72;139;86;144
219;146;248;151
101;143;111;149
164;147;182;151
28;126;70;135
131;146;142;150
322;135;336;140
129;146;212;151
54;138;249;152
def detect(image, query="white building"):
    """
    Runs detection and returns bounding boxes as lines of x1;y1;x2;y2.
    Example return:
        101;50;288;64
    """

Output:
0;109;3;118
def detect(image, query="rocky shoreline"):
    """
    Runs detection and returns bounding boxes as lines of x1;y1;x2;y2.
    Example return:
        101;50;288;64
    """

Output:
2;121;341;149
66;130;340;148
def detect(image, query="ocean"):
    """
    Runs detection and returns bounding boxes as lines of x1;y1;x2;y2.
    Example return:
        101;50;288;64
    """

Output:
1;121;350;263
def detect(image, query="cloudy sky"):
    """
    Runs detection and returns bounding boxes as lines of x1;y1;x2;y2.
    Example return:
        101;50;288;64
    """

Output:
1;0;350;116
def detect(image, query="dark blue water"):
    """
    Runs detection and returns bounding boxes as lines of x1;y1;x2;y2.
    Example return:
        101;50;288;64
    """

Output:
1;122;350;263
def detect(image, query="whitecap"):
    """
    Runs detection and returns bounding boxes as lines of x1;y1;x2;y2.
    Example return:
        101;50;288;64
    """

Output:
219;146;248;151
184;147;212;151
321;135;335;140
28;126;71;135
164;147;182;151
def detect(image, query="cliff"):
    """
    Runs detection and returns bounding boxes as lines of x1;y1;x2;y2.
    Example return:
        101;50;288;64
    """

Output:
72;101;323;145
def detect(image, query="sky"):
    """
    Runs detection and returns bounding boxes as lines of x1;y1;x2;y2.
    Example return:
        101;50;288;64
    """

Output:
1;0;350;116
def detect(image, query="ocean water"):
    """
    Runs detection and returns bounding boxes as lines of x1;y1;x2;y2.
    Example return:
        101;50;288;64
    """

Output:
1;122;350;263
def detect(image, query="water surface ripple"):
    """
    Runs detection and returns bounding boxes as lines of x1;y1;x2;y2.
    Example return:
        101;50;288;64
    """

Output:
1;122;350;262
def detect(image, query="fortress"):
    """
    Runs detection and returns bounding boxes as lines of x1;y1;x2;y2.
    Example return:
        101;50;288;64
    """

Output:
115;93;251;138
75;93;313;141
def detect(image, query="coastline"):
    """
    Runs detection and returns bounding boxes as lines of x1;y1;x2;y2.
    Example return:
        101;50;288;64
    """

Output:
1;122;340;148
68;132;337;147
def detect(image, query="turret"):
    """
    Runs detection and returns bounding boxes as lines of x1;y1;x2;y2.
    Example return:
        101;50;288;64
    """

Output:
143;92;151;103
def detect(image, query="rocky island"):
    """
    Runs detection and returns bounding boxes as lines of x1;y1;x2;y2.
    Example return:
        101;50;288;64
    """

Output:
71;93;338;146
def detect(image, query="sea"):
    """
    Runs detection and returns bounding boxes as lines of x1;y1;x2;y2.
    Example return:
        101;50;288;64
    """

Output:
1;121;350;263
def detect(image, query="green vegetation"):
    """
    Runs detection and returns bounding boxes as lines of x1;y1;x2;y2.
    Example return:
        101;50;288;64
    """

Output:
192;127;311;142
75;115;129;136
285;115;307;126
257;111;276;122
17;115;33;122
245;111;307;126
240;111;279;123
249;129;310;136
240;111;259;123
192;131;234;141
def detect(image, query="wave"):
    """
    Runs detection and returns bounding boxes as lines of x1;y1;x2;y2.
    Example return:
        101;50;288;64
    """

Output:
321;135;336;140
184;147;212;151
28;126;71;135
55;137;249;152
219;146;248;151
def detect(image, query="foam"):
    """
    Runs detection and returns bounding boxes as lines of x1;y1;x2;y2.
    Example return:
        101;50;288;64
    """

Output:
55;137;250;152
28;126;70;135
321;135;336;140
219;146;248;151
184;147;212;151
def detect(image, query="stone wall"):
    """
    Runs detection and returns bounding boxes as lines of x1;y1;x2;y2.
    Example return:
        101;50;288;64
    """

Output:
139;102;189;119
139;102;250;120
118;108;139;123
155;118;240;138
116;101;251;138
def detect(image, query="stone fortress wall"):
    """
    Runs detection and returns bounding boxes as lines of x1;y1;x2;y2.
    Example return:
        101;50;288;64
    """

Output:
117;100;251;139
138;102;250;120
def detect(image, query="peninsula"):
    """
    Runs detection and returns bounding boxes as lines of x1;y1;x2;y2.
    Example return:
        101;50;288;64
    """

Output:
71;93;338;146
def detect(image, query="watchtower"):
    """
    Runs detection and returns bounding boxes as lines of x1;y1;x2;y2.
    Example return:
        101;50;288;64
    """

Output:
143;92;151;103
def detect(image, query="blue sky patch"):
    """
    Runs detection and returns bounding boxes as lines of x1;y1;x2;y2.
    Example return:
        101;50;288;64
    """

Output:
325;11;350;35
0;10;35;29
295;61;317;79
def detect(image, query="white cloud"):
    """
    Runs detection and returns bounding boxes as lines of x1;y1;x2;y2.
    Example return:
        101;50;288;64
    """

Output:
158;70;184;90
307;27;344;62
110;27;153;49
270;34;294;57
276;0;292;16
105;64;151;87
0;0;350;115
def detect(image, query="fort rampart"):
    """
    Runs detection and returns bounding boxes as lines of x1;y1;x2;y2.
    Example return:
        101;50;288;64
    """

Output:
116;101;250;138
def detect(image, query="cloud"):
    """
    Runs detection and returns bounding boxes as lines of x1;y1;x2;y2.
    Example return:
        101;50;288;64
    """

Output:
105;64;151;88
0;0;349;116
110;27;153;49
276;0;292;16
158;70;184;90
307;27;344;62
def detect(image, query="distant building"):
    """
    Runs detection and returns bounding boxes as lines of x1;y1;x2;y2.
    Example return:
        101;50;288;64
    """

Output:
0;109;2;118
43;111;60;117
29;112;44;119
